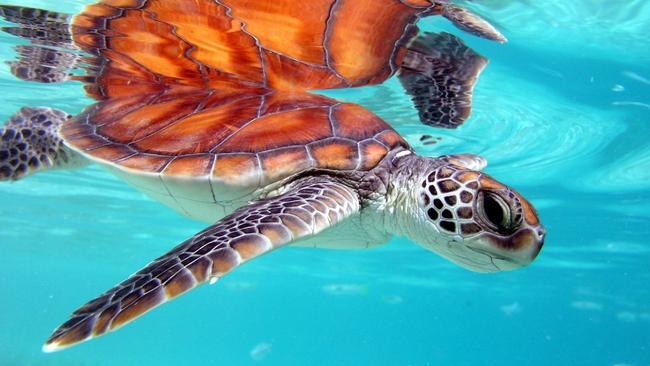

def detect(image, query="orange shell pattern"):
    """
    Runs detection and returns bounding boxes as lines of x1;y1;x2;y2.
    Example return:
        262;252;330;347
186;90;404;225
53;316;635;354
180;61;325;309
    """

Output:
62;0;433;178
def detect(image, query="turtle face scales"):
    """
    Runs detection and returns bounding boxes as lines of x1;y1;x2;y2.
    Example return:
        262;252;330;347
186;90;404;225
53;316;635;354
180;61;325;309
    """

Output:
401;157;545;273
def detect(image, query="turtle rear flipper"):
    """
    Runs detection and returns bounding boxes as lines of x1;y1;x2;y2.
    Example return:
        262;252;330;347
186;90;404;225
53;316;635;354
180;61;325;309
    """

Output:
0;107;86;181
397;32;488;129
0;5;79;83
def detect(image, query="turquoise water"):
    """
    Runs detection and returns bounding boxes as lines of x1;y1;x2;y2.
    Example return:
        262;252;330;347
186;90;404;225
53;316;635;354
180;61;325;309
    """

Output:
1;0;649;365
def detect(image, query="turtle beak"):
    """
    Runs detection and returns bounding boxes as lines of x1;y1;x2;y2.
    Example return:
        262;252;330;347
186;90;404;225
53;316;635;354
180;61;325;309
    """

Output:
472;224;545;271
505;226;545;268
510;193;546;266
471;176;545;270
531;226;546;258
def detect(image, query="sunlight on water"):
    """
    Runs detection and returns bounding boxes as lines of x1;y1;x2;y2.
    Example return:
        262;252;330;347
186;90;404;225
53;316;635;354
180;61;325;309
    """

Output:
0;1;649;365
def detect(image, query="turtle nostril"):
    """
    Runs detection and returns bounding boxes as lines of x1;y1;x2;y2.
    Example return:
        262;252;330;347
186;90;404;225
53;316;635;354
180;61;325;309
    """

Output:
530;228;546;260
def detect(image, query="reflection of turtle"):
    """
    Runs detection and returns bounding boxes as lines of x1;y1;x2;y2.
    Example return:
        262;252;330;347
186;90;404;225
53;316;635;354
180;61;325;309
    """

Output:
0;1;544;351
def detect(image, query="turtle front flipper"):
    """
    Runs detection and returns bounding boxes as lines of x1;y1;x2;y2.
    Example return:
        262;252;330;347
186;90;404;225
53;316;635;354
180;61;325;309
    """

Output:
397;32;487;129
43;176;360;352
435;2;506;43
0;107;86;181
0;5;79;83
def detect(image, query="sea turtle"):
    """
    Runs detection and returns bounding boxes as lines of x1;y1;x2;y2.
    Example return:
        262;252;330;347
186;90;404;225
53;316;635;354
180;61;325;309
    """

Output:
0;0;544;352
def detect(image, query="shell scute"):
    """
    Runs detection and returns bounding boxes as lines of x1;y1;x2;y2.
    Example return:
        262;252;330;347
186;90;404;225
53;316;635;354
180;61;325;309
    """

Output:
89;144;135;162
147;0;265;84
325;0;420;84
212;154;260;185
309;139;359;170
214;106;332;153
90;94;160;127
134;94;262;155
164;155;213;177
262;50;343;90
401;0;435;8
259;147;312;183
97;93;208;143
119;154;170;172
376;130;407;148
358;140;389;171
107;9;203;82
69;134;108;151
260;91;336;115
100;0;144;7
332;103;392;140
221;0;332;65
80;3;116;18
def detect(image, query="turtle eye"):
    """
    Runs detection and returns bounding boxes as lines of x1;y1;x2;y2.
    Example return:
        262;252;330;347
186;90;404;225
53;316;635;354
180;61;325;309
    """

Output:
478;191;517;234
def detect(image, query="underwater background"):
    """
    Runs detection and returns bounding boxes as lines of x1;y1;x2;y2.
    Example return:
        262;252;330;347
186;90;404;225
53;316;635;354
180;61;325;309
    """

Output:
1;0;649;365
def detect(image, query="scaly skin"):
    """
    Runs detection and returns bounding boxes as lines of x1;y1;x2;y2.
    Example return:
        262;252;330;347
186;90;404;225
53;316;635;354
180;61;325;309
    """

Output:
378;151;545;272
0;107;87;181
43;175;361;351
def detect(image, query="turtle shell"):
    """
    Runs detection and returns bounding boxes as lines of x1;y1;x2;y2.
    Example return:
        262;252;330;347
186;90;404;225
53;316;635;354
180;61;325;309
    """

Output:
63;89;407;185
62;0;418;220
64;90;407;223
63;0;423;178
69;0;437;94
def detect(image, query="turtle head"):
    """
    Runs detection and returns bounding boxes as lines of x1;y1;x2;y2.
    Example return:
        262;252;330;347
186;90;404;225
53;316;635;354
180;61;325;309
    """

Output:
401;154;545;272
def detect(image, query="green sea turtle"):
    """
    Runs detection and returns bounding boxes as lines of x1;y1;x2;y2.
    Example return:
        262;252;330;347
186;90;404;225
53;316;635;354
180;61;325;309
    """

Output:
0;0;544;352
